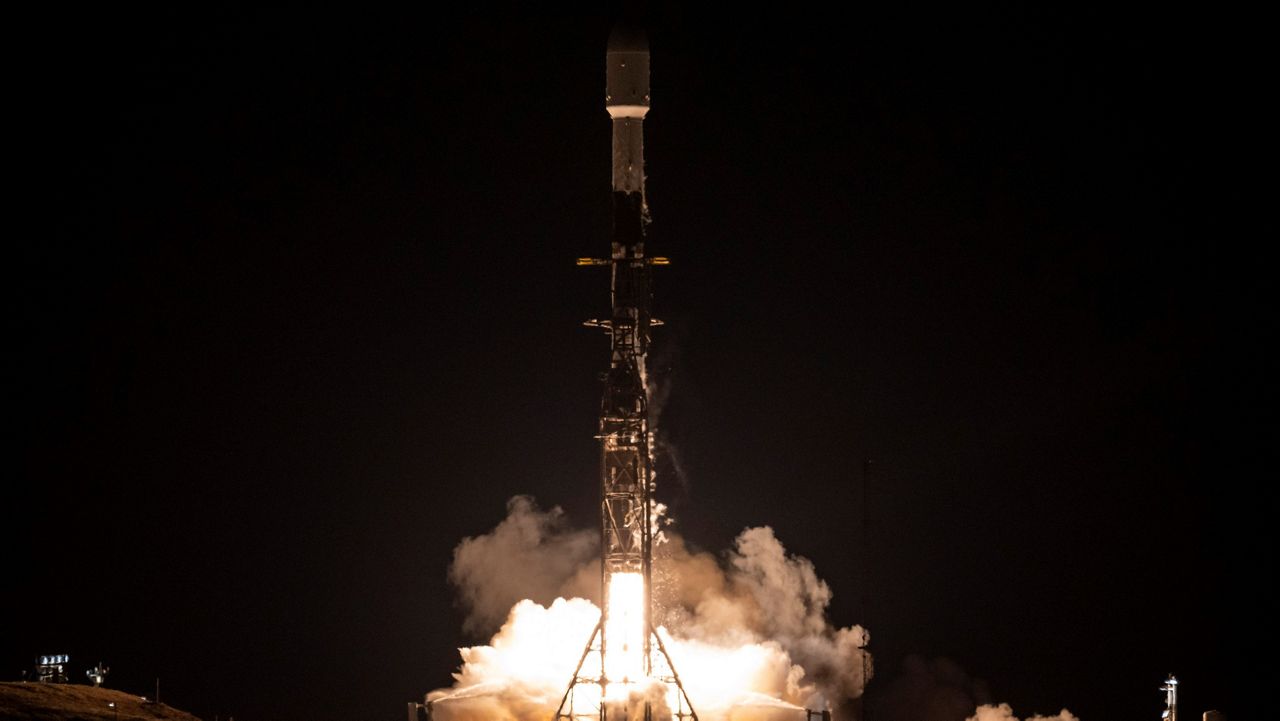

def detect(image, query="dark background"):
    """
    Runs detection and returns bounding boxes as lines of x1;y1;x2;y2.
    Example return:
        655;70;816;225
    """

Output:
7;6;1261;721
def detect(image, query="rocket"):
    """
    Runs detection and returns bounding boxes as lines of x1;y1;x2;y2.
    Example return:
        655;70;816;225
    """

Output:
599;21;653;586
577;20;660;591
558;20;697;721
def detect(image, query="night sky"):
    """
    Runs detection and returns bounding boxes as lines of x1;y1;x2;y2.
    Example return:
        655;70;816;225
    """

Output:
8;7;1259;721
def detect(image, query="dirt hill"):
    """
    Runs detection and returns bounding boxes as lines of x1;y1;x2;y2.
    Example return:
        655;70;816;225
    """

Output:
0;682;201;721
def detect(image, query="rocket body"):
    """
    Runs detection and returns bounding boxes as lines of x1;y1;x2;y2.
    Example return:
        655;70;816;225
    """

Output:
558;23;698;720
599;22;653;591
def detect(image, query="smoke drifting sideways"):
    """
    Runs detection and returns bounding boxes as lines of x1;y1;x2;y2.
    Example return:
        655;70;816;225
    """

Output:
969;705;1078;721
869;655;993;721
430;496;872;720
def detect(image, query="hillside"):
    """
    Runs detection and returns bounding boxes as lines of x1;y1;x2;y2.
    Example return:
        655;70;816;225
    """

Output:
0;683;201;721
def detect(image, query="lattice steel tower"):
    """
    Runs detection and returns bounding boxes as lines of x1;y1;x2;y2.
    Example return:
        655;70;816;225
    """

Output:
555;20;697;721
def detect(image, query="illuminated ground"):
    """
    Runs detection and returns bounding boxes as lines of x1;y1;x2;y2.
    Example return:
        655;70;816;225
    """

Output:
0;682;200;721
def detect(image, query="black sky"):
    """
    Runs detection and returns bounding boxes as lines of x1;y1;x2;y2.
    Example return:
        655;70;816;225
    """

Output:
7;6;1261;721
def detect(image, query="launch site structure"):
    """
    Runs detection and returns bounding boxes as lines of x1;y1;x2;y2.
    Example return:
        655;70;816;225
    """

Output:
554;22;698;721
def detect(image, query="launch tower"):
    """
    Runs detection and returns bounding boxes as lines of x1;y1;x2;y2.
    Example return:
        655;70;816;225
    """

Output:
554;22;697;721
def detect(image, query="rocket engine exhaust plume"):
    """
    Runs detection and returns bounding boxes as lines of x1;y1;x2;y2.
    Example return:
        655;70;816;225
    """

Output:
430;497;872;721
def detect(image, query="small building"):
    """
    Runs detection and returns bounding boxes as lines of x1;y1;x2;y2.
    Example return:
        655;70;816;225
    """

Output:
36;655;71;683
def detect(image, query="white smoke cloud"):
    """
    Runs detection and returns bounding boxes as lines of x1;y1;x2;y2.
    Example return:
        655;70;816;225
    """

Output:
655;526;872;714
433;497;873;720
968;703;1079;721
448;496;597;635
439;496;1082;721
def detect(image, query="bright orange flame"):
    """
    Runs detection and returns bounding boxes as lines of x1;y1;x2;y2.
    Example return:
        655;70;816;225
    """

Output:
428;592;825;720
603;572;646;694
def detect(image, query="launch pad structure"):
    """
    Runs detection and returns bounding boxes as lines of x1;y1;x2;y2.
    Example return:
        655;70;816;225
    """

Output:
554;21;698;721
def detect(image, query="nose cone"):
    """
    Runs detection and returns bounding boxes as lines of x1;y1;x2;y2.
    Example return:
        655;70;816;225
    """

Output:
607;20;648;53
606;20;649;115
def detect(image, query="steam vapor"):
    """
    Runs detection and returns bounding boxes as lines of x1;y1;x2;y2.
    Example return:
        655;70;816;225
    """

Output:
435;497;1080;721
969;704;1079;721
448;496;598;635
432;496;872;720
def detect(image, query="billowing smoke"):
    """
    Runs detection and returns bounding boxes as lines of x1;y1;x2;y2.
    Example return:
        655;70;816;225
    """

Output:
968;704;1078;721
448;496;598;635
654;528;872;711
433;497;872;720
436;498;1080;721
